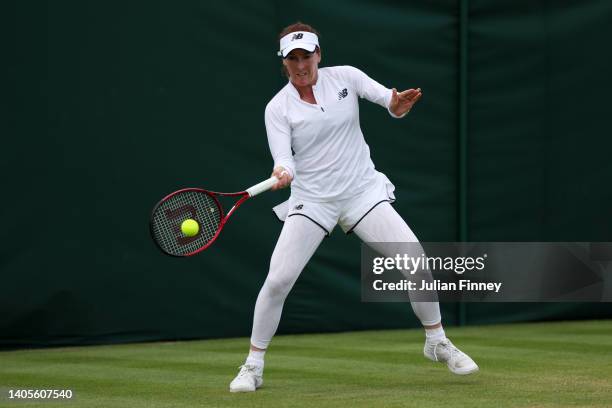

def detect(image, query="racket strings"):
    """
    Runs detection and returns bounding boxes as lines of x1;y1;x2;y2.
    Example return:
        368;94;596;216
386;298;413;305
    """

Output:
151;191;221;256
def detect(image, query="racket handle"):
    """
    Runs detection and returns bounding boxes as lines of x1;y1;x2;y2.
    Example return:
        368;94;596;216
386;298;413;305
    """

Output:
246;176;279;197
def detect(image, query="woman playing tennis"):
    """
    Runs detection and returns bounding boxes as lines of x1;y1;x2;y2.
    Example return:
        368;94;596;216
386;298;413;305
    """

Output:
230;22;478;392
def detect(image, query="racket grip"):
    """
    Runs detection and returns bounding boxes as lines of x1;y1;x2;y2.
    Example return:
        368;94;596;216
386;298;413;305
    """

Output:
246;176;279;197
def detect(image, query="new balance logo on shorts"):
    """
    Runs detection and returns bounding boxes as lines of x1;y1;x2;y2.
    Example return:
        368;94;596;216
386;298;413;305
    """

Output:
338;88;348;100
291;33;303;41
294;204;304;210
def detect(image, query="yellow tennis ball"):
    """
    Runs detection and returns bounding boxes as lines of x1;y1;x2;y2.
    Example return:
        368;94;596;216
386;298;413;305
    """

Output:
181;219;199;237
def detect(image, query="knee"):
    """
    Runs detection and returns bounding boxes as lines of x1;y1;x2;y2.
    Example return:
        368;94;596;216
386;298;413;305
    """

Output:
262;275;294;299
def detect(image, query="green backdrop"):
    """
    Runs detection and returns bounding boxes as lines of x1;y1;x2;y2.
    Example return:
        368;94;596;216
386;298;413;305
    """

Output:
2;0;611;348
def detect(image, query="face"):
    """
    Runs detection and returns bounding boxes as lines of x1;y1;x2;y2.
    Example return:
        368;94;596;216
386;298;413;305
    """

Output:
283;48;321;88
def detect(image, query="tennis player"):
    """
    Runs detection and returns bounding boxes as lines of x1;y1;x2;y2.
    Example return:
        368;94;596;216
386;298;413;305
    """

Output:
230;22;478;392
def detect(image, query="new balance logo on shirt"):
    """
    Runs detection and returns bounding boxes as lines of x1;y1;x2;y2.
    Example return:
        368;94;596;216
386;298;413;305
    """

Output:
294;204;304;210
338;88;348;100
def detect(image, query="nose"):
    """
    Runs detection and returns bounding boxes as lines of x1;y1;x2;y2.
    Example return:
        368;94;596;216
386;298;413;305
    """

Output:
297;58;306;70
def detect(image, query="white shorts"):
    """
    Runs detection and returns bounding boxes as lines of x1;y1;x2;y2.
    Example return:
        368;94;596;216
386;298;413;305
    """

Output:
272;172;396;235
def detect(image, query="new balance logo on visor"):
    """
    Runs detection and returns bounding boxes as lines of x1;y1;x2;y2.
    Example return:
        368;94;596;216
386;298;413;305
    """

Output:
291;33;303;41
294;204;304;210
338;88;348;100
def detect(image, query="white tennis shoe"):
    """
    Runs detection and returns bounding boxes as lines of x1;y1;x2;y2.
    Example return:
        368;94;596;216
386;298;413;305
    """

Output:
424;338;479;375
229;364;263;393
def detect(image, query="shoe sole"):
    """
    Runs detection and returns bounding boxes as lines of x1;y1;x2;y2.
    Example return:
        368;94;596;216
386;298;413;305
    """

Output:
230;387;256;393
229;379;263;393
449;364;479;375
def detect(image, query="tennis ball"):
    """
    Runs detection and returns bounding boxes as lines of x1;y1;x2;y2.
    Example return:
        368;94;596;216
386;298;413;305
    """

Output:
181;219;199;237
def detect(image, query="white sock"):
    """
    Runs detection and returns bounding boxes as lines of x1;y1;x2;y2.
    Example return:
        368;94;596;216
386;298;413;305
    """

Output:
245;349;266;368
425;327;446;344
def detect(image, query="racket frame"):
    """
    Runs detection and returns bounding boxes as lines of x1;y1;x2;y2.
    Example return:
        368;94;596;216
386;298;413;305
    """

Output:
150;176;278;257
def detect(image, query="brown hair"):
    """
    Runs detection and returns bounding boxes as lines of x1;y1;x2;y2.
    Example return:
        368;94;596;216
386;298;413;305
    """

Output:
278;22;320;77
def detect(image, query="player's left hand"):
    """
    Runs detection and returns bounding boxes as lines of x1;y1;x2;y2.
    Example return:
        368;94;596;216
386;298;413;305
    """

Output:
389;87;422;117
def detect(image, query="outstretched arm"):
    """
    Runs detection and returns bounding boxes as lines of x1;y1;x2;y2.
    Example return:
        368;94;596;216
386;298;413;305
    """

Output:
339;66;422;118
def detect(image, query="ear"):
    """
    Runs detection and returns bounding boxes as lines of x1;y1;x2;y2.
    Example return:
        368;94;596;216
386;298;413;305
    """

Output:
316;49;322;63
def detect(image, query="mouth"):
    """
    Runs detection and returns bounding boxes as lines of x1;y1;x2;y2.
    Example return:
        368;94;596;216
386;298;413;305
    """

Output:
296;72;308;78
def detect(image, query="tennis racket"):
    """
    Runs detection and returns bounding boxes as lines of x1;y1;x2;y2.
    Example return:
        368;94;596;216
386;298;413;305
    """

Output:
150;176;279;257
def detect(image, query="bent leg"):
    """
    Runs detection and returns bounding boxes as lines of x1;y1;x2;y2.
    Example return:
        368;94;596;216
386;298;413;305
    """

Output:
352;202;441;326
250;215;326;349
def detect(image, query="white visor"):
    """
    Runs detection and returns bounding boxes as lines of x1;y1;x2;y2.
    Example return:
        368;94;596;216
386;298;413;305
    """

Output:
277;31;319;58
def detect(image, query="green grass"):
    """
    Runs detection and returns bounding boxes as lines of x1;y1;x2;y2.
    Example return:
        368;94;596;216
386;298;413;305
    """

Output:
1;321;611;408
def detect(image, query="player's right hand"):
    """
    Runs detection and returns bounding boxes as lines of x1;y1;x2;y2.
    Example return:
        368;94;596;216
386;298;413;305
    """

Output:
271;166;293;191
